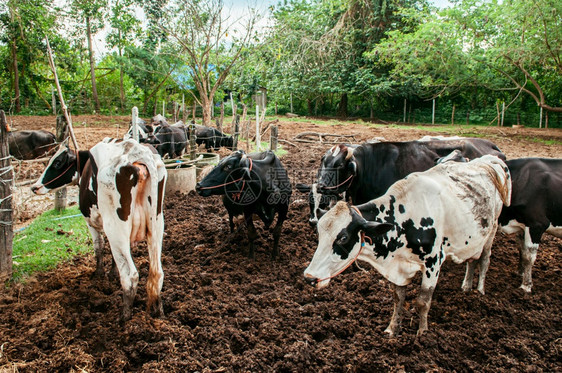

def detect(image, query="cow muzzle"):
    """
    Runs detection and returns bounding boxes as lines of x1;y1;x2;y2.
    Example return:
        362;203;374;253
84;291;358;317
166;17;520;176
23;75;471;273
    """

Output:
30;183;48;195
304;273;319;287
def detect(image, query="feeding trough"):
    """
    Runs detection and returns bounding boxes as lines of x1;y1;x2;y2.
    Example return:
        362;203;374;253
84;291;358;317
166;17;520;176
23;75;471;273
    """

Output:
186;152;220;178
164;160;197;195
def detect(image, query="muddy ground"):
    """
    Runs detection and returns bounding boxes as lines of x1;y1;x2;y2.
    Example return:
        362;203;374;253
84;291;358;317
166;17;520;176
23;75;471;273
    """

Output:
0;115;561;372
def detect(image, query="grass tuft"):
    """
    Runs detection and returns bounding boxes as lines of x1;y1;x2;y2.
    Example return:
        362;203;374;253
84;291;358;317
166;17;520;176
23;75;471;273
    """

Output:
11;206;91;282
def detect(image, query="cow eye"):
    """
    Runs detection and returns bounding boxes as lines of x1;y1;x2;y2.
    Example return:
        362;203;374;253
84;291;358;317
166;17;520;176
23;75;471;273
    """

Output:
339;234;348;243
224;164;232;170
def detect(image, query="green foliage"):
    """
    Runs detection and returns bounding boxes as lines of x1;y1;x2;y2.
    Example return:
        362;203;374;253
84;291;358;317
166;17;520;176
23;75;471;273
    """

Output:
11;206;91;282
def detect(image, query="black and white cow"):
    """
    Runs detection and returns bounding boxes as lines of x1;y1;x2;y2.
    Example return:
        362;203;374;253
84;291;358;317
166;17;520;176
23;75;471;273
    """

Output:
316;138;506;205
8;130;57;160
304;155;511;337
31;140;167;321
196;150;291;259
498;158;562;292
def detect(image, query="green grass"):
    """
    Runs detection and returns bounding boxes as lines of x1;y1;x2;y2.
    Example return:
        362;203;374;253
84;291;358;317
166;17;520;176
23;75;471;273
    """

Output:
12;206;91;282
524;137;562;146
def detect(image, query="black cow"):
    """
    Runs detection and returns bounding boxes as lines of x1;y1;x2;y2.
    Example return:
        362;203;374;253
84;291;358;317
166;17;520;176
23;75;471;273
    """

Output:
295;183;343;225
196;150;291;259
143;123;188;158
8;130;57;160
194;125;234;151
498;158;562;293
316;139;506;205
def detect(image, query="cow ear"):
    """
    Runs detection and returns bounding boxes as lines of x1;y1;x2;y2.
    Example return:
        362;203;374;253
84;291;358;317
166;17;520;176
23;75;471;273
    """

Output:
361;221;393;237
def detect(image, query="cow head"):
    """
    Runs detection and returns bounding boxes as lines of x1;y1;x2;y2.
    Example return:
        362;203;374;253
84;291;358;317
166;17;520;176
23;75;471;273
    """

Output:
304;201;392;289
31;144;80;195
196;150;255;199
317;144;356;195
296;183;341;226
436;149;468;164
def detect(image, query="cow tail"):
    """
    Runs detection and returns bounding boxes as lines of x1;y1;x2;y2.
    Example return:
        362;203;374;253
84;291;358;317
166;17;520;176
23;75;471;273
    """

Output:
485;157;512;207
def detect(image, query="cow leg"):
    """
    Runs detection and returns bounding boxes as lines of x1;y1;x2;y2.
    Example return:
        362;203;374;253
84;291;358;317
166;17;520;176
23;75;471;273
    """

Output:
416;271;438;337
146;219;164;318
520;228;540;293
384;283;406;337
244;211;258;259
461;260;477;292
475;230;496;295
87;225;105;279
105;227;139;321
228;212;235;233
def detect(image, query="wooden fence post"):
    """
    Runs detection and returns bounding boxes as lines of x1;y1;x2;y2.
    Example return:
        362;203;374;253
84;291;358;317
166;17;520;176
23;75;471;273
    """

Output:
233;115;240;150
54;115;68;211
255;105;261;151
0;110;13;281
189;124;197;160
270;125;278;152
192;102;196;122
219;102;224;132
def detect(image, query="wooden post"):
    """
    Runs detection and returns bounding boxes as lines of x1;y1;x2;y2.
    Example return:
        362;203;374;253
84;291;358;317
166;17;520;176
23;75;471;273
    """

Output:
432;99;435;125
0;110;13;281
233;115;240;150
132;107;139;142
192;102;196;122
500;101;505;127
189;124;197;160
451;104;456;125
162;101;165;116
539;107;543;128
54;115;68;211
255;105;261;151
545;111;549;129
270;125;278;152
174;101;178;122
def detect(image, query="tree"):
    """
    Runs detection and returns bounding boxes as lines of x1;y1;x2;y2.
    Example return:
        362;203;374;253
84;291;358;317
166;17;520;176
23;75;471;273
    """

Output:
107;0;140;110
163;0;259;125
374;0;562;114
70;0;107;113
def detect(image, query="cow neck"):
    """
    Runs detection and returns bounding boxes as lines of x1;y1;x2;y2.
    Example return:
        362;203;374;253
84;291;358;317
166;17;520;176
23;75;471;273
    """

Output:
76;150;89;177
314;206;368;284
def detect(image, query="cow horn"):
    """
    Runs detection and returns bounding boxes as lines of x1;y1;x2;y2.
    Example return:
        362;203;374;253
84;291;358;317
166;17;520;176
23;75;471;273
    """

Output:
345;147;354;160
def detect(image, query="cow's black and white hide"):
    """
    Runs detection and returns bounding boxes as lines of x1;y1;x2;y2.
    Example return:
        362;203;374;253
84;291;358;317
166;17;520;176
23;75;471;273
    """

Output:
304;155;511;337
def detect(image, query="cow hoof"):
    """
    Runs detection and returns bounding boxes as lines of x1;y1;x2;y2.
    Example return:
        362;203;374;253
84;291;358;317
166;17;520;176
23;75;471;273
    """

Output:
149;300;165;318
384;328;398;338
519;284;532;293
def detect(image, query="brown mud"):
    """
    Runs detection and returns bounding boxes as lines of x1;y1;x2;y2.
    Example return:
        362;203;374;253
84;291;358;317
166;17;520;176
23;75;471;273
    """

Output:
0;115;561;372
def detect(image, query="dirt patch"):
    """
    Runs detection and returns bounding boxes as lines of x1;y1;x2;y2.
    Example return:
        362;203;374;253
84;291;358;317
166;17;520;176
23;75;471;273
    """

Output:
0;115;561;372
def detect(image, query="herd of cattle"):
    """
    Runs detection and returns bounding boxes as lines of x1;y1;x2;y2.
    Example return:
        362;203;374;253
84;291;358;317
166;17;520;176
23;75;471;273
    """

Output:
26;119;562;338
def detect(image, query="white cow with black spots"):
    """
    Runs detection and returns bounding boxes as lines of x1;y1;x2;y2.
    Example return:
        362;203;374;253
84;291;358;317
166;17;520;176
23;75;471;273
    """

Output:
31;139;167;321
304;155;511;337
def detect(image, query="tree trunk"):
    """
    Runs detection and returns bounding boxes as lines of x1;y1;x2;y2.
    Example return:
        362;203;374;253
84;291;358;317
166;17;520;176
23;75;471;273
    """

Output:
0;111;13;281
307;99;313;116
86;16;101;113
11;38;21;113
337;93;348;118
201;98;212;126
